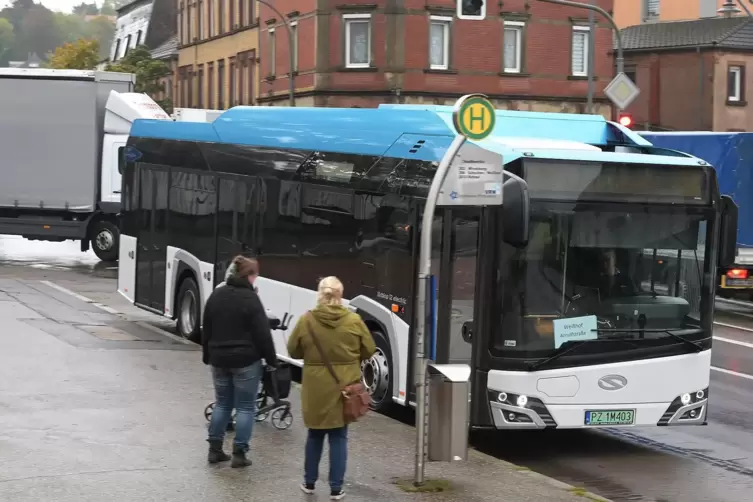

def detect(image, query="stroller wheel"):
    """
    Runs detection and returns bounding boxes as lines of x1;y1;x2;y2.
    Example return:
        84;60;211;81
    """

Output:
204;403;215;422
271;407;293;430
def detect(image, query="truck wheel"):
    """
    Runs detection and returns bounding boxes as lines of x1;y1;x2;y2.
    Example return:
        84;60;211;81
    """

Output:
176;277;201;340
91;220;119;262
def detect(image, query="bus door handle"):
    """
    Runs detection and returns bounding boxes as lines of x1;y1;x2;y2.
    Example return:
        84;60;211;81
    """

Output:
461;319;474;343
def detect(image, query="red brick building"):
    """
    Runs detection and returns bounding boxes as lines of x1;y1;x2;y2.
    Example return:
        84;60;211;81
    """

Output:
258;0;615;115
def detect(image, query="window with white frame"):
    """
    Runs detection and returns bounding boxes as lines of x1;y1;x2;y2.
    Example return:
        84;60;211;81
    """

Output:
728;65;744;102
571;26;590;76
503;21;524;73
291;21;298;72
429;15;451;70
643;0;660;20
269;28;276;76
344;14;371;68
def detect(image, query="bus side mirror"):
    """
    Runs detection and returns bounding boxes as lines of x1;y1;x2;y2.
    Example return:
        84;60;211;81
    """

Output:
503;176;530;248
718;194;739;268
461;319;474;343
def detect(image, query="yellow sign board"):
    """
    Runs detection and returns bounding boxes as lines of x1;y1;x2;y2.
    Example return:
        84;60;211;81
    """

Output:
452;94;496;141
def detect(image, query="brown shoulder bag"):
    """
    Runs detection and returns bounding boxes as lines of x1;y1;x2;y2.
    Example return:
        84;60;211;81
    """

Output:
305;314;372;424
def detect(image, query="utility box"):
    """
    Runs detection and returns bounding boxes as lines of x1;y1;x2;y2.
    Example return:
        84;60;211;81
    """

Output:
427;363;471;462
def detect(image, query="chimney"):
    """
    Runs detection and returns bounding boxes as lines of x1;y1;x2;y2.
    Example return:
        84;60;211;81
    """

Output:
718;1;741;18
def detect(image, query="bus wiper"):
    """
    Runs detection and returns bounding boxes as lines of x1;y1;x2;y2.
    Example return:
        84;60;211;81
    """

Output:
527;339;633;372
595;328;704;352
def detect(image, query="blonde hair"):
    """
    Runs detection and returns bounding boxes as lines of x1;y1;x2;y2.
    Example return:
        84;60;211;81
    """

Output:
317;276;344;306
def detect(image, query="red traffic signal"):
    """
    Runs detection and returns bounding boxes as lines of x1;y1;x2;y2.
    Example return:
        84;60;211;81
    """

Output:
617;113;634;128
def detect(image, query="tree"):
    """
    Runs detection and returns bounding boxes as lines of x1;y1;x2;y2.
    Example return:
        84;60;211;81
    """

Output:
106;45;173;113
100;0;130;16
72;2;99;16
0;18;14;61
15;5;62;60
84;16;115;60
48;38;99;69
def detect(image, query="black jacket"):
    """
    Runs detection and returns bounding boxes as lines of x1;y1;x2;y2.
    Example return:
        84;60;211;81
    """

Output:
201;276;278;369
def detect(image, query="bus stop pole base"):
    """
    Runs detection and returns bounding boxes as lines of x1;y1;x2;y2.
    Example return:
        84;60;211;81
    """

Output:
414;134;466;486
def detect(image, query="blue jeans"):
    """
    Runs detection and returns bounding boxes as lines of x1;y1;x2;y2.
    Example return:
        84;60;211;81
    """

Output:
207;361;263;452
304;426;348;491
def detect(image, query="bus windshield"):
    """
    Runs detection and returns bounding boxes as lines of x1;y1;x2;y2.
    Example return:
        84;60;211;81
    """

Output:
494;203;713;358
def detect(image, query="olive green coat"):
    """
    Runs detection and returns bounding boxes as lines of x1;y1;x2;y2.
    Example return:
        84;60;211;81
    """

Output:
287;305;377;429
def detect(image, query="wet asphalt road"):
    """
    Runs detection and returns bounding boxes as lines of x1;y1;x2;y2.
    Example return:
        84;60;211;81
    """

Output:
3;237;753;501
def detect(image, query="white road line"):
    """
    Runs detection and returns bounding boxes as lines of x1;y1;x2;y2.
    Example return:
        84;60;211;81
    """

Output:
711;366;753;381
39;280;122;315
714;321;753;333
715;297;753;308
713;336;753;349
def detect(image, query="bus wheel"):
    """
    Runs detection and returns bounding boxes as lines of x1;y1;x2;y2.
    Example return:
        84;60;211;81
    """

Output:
90;220;119;262
361;329;392;411
176;277;200;339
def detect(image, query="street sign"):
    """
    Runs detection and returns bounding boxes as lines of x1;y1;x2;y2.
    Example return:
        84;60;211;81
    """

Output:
438;141;503;206
604;72;640;111
452;93;496;141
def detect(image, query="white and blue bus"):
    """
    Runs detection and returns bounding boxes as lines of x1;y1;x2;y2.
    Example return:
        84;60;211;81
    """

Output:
117;105;737;430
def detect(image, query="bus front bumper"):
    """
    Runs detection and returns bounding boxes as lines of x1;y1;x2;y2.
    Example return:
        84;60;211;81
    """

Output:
487;388;709;429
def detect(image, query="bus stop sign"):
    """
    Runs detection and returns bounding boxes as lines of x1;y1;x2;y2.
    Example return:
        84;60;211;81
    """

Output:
452;94;496;141
437;142;503;206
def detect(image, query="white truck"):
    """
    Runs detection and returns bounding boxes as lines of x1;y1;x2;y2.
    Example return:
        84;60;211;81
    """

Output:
0;68;170;262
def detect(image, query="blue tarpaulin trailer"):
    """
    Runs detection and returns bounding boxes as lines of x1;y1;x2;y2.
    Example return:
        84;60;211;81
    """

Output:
640;131;753;298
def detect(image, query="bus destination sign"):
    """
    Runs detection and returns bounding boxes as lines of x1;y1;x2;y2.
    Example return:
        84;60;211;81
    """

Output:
438;141;504;207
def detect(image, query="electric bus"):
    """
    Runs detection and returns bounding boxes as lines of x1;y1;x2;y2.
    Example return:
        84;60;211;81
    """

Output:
117;105;737;429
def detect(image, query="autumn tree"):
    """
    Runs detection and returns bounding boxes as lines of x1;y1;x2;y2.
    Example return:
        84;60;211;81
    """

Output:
48;38;99;69
0;18;14;61
106;45;173;113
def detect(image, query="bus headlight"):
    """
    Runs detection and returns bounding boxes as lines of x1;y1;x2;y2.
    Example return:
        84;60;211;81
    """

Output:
681;393;691;405
516;395;528;407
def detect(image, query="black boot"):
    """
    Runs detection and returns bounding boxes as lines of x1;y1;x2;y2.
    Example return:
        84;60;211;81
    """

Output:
207;439;230;464
231;445;252;468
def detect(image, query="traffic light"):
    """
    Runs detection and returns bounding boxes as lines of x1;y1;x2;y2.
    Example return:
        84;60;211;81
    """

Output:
617;112;634;128
457;0;485;20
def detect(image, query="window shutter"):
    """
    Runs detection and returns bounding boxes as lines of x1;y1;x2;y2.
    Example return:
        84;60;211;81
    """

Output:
572;32;585;73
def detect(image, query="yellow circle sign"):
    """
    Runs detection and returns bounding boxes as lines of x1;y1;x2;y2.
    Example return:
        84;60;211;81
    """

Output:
452;94;496;140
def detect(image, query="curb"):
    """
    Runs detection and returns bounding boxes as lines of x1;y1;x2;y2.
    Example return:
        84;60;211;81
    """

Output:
509;465;612;501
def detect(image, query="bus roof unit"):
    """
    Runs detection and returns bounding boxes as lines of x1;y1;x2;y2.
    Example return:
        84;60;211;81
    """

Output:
129;106;709;168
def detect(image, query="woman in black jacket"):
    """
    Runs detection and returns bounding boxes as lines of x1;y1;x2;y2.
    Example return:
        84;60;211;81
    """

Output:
202;255;278;468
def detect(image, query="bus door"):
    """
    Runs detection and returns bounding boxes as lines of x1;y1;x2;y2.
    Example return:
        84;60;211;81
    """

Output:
134;165;169;312
432;207;481;367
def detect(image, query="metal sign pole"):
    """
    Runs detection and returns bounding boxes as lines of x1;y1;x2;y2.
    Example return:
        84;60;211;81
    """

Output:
414;133;466;486
414;93;498;486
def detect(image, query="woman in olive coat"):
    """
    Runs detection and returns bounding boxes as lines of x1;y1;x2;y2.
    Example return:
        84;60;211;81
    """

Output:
287;276;376;500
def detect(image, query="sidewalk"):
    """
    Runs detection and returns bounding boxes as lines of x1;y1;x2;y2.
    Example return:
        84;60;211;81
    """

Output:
0;277;609;501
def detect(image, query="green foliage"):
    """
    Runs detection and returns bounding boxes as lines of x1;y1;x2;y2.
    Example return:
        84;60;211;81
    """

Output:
0;18;14;60
48;38;99;69
0;0;116;65
106;45;173;113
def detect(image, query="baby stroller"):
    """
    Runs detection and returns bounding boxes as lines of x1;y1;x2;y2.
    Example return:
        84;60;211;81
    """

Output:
204;313;294;431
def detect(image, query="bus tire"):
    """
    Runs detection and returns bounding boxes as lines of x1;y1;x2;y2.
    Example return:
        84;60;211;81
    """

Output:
90;220;119;262
362;328;393;412
176;276;201;340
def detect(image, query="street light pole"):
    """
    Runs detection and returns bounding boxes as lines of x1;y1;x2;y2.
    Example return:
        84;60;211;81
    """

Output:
255;0;296;106
537;0;624;75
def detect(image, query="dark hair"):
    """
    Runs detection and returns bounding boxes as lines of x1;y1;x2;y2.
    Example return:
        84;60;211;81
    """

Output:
232;255;259;278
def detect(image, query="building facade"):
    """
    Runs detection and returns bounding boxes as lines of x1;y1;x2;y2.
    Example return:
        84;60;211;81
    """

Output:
176;0;260;109
110;0;154;62
620;17;753;131
615;0;745;29
248;0;615;114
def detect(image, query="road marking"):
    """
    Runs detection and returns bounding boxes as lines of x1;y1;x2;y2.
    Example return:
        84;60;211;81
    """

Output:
713;335;753;349
715;297;753;308
714;321;753;333
40;280;121;315
711;366;753;381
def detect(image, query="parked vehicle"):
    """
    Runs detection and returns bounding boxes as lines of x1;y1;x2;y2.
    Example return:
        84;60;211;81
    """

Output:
640;132;753;300
0;68;170;261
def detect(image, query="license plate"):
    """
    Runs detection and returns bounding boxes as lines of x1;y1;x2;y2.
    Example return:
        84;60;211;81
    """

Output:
723;277;753;288
584;409;635;426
